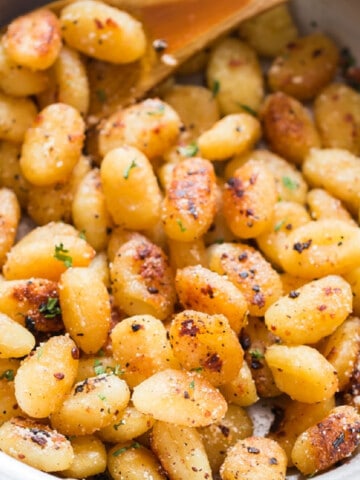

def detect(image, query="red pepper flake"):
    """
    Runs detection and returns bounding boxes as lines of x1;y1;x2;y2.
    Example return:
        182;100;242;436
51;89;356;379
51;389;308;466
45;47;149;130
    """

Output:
226;177;245;198
94;18;104;29
317;304;327;311
71;346;80;359
54;372;64;380
203;353;222;372
180;319;199;337
252;291;265;308
249;173;258;185
106;18;118;28
228;58;243;67
200;285;214;298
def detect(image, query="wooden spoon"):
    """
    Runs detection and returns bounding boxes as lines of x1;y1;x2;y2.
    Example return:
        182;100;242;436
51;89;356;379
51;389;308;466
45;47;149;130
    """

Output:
2;0;286;109
110;0;286;103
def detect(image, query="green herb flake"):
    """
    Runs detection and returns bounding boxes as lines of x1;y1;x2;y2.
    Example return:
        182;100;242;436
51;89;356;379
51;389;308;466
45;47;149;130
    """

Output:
113;420;125;430
214;238;224;244
37;347;44;359
79;230;87;240
112;447;128;457
94;359;106;376
189;380;195;389
112;442;141;457
123;159;138;180
178;142;199;158
113;364;123;376
238;104;258;116
39;297;61;318
177;219;187;232
0;369;14;381
282;176;298;191
147;103;165;115
212;79;221;97
191;367;203;373
249;349;264;360
54;243;73;268
96;89;107;103
98;393;106;401
274;220;285;233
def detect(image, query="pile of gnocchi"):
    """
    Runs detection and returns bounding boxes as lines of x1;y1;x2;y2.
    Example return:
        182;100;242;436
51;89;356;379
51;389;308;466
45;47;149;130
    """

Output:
1;0;360;479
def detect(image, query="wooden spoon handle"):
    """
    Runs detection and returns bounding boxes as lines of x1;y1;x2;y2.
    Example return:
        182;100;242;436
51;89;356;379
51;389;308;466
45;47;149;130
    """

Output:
120;0;286;101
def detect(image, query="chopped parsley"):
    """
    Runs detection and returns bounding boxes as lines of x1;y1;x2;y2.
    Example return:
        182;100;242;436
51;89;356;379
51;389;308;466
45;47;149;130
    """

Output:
238;104;257;116
98;393;106;401
113;420;125;430
93;359;123;376
123;159;138;180
177;219;187;232
39;297;61;318
94;359;106;376
112;442;141;457
96;89;107;103
249;349;264;360
189;380;195;389
274;220;285;232
212;79;221;97
54;243;73;268
79;230;87;240
0;369;14;381
191;367;203;373
282;176;298;190
178;142;199;158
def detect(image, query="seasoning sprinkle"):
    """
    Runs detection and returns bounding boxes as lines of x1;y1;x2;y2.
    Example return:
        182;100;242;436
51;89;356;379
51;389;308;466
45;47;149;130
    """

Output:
123;159;138;180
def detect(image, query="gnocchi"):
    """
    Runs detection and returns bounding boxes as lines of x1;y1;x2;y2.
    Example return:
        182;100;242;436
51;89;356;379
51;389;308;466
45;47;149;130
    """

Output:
0;2;359;479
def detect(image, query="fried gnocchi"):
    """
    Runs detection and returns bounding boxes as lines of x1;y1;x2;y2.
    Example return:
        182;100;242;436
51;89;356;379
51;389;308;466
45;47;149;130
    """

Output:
0;1;360;479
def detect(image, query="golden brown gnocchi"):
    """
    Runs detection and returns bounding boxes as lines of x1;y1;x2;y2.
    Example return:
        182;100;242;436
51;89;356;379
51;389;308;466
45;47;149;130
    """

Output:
268;33;339;100
261;91;321;165
0;2;360;479
206;37;264;115
60;0;146;64
2;8;62;70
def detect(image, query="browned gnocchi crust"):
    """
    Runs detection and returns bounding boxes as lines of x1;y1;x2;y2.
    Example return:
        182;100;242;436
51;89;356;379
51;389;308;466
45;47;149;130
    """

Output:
2;9;62;70
175;265;248;334
169;309;244;386
0;2;360;479
291;406;360;475
110;235;176;320
0;416;73;472
223;159;277;238
261;91;321;165
207;242;283;317
162;157;217;242
268;33;339;100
